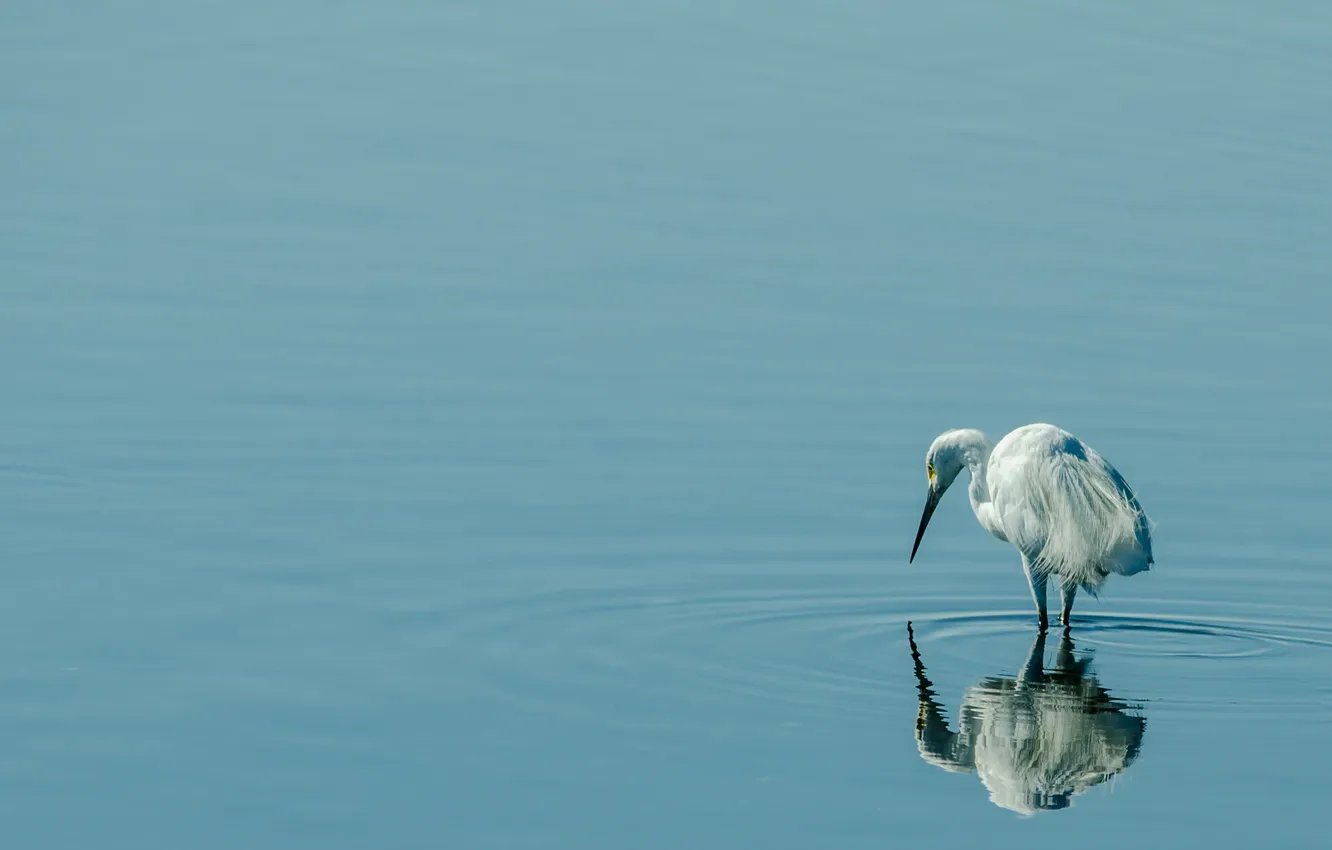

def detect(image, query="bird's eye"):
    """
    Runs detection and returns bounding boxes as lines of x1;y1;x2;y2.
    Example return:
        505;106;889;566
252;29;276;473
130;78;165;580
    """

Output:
926;463;936;481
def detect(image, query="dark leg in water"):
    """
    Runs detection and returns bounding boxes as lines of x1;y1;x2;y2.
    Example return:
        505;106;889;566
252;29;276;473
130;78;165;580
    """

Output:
1059;582;1077;631
1022;556;1049;632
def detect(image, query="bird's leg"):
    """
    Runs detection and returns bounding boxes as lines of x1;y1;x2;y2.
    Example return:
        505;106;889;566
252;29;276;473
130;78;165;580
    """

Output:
1059;582;1077;631
1022;557;1048;632
1016;630;1048;685
1053;631;1080;675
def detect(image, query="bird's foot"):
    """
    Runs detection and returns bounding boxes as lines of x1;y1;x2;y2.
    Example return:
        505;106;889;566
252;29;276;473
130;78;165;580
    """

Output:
1038;614;1049;633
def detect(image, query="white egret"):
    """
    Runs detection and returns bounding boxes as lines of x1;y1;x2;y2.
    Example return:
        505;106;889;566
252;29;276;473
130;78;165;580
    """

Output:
909;424;1153;631
907;623;1145;814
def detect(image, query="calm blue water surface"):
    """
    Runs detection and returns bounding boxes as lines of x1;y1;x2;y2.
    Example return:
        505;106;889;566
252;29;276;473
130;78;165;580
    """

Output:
4;3;1332;848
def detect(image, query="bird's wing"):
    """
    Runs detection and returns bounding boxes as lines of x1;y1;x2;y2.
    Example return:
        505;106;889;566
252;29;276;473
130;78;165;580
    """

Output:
989;427;1149;582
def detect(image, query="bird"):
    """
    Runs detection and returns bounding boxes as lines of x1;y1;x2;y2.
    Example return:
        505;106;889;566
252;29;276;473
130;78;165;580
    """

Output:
907;622;1145;814
909;423;1153;631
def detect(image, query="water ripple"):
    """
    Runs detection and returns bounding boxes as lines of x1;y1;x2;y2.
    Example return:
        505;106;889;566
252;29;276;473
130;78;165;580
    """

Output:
909;609;1332;660
437;581;1332;726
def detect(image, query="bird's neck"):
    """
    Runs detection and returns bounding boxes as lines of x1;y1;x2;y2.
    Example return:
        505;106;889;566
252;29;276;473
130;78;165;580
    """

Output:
961;439;997;520
937;428;1002;538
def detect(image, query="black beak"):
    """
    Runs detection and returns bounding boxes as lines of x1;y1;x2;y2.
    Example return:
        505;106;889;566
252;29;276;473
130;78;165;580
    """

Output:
909;489;940;563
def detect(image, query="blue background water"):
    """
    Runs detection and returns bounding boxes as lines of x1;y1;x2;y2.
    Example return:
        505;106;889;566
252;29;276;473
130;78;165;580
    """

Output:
4;3;1331;847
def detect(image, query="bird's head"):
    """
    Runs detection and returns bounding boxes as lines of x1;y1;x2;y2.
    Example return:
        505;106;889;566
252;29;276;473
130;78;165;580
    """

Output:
910;429;988;563
924;432;973;493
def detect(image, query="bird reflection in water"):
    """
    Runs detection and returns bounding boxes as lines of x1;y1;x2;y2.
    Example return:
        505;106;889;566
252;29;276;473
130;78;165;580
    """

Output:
907;623;1145;814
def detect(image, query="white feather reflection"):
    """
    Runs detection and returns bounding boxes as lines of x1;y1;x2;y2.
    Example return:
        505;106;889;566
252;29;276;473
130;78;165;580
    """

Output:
907;624;1145;814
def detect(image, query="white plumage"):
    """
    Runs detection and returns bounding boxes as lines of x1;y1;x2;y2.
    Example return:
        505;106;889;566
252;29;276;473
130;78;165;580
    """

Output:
910;424;1153;630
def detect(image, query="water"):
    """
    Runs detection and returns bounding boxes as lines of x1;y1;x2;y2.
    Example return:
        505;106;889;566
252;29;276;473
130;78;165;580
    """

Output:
4;2;1332;847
